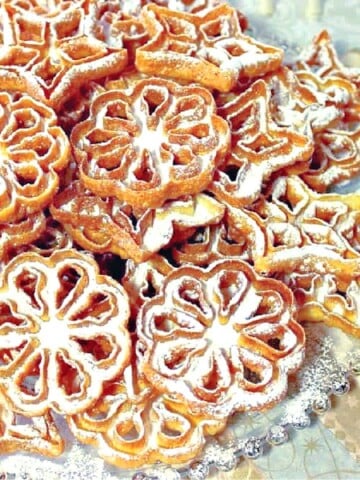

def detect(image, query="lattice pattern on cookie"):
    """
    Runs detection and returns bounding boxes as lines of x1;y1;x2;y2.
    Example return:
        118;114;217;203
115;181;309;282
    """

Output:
171;204;266;266
263;66;342;137
0;212;46;262
295;30;360;87
211;79;314;207
71;78;230;209
0;2;128;110
69;359;227;468
249;176;360;267
136;4;282;92
0;92;70;222
301;128;360;192
0;389;64;456
138;259;305;419
50;181;225;262
0;249;131;415
279;267;360;338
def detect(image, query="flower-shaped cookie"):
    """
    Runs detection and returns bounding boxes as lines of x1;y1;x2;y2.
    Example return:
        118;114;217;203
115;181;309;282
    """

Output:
0;3;128;110
138;259;305;418
136;4;282;92
0;92;70;222
51;181;225;262
69;360;227;468
211;79;314;207
0;249;131;415
0;389;64;456
71;78;230;209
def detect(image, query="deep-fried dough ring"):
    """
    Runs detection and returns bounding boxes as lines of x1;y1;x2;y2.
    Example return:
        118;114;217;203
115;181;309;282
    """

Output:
138;259;305;419
50;181;225;262
136;4;282;92
68;357;227;468
0;92;70;222
0;249;131;415
211;79;314;207
71;78;230;209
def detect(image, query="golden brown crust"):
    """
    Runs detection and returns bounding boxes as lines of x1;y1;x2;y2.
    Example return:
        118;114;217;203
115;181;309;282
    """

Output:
136;4;282;92
0;249;131;415
71;78;230;209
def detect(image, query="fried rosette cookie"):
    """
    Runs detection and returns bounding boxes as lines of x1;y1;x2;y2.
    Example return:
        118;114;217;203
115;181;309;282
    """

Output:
50;181;224;262
71;78;230;209
6;217;73;261
0;2;128;110
3;0;87;19
90;1;148;63
211;79;314;207
58;81;105;135
250;176;360;277
263;66;342;137
295;30;360;87
136;4;282;92
68;358;227;468
0;211;46;262
279;264;360;338
0;92;70;222
171;204;266;266
0;249;131;416
0;389;64;456
301;125;360;193
137;259;305;419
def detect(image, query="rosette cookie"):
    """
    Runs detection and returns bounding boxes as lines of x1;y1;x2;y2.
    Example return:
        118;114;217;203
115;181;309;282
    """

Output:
137;259;305;419
0;1;128;110
0;249;131;415
171;203;266;266
0;212;46;263
211;79;314;207
136;4;282;92
250;176;360;275
50;181;224;262
69;358;227;468
3;0;87;20
279;265;360;338
295;30;360;88
71;78;230;209
0;92;70;222
121;256;175;319
263;66;342;138
302;129;360;192
6;217;73;261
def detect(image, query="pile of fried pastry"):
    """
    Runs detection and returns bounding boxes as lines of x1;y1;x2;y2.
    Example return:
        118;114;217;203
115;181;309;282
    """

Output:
0;0;359;471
